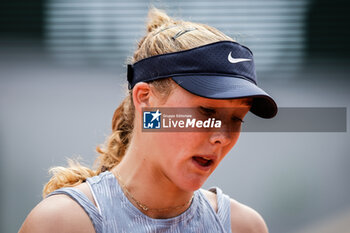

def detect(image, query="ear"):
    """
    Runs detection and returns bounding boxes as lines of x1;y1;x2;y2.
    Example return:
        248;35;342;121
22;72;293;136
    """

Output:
132;82;155;114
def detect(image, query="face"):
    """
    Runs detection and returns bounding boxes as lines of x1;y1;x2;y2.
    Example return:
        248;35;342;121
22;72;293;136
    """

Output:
139;84;252;192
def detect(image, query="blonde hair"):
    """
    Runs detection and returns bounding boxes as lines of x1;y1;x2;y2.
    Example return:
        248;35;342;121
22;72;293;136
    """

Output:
42;7;235;198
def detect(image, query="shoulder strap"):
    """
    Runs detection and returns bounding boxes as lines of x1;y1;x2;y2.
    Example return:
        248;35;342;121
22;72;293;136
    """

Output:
46;187;103;233
209;187;232;233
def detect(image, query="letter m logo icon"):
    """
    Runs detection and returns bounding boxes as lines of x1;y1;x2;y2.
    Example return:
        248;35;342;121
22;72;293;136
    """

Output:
143;110;161;129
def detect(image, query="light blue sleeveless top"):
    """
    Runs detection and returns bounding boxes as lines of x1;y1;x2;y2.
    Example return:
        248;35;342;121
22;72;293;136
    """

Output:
47;171;232;233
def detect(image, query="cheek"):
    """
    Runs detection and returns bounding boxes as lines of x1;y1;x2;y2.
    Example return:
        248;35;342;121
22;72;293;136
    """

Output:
157;132;203;152
154;132;206;171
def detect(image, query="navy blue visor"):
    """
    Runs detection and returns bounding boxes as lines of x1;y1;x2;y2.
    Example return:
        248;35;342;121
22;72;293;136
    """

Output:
127;41;277;118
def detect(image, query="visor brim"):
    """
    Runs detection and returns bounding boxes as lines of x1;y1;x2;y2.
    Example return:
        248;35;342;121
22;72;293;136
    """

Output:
171;75;278;119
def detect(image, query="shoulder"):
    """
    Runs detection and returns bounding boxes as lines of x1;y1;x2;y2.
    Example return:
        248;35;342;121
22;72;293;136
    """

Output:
229;198;269;233
18;184;96;233
201;188;268;233
200;188;218;212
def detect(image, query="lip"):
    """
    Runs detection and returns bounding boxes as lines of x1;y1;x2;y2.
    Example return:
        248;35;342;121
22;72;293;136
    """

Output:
191;154;218;172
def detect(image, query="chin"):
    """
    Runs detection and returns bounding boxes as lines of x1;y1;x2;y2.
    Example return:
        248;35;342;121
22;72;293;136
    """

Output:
176;176;207;192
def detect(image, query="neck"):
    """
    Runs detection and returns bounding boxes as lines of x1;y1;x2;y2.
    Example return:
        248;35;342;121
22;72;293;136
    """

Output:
110;140;194;219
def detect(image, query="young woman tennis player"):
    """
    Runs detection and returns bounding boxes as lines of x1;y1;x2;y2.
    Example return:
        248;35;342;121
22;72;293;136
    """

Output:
19;8;277;233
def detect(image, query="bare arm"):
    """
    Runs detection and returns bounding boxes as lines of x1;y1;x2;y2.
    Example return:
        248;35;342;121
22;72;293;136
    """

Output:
230;198;269;233
18;194;95;233
202;188;268;233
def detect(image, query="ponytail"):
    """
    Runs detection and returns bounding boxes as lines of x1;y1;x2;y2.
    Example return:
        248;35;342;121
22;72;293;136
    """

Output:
42;92;134;198
95;91;134;173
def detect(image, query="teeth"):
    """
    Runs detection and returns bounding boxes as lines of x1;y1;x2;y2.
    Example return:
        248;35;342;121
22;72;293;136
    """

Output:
202;157;211;160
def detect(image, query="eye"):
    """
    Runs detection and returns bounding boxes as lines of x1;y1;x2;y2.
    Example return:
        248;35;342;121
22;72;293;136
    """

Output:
232;116;244;123
199;106;216;117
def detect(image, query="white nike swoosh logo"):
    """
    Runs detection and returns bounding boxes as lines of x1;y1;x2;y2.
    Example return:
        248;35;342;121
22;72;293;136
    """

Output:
227;52;251;63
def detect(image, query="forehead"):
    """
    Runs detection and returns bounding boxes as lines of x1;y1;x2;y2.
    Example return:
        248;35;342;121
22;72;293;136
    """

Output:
228;98;252;105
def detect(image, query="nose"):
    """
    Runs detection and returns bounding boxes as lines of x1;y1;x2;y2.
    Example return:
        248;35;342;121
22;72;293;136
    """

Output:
209;130;238;147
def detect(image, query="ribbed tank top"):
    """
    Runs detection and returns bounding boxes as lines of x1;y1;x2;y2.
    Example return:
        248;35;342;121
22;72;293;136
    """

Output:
47;171;232;233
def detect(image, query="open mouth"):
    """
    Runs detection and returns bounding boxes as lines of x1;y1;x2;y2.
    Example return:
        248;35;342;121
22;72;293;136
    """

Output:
192;156;214;167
